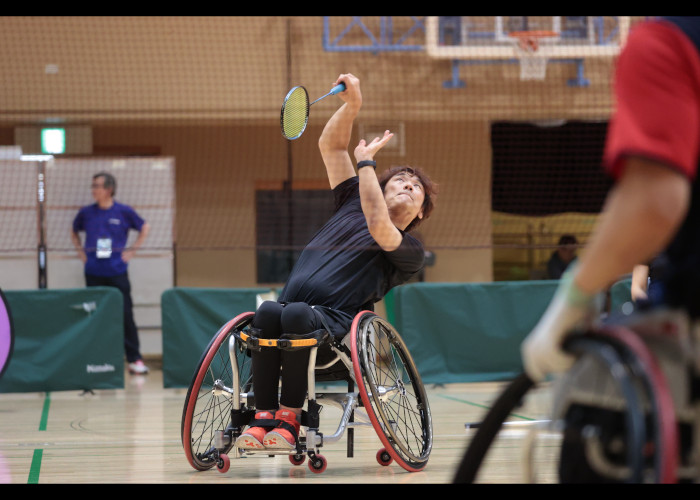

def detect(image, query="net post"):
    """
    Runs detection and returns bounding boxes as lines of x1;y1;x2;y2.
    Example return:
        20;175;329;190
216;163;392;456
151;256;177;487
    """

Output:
35;158;49;289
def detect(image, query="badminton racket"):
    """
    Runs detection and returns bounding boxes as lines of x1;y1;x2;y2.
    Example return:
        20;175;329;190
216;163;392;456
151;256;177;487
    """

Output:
280;82;346;140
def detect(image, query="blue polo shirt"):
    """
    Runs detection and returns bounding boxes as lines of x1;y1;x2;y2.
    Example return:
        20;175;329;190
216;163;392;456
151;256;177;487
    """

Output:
72;201;145;277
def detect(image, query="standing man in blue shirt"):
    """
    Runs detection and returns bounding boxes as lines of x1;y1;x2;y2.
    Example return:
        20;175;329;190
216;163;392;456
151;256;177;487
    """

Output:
71;172;151;375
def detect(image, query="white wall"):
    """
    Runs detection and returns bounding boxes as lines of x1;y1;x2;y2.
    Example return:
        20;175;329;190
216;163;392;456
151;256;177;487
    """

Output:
0;156;175;356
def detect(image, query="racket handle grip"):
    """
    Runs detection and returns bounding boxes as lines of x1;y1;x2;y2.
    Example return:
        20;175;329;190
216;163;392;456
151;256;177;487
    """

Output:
330;83;346;94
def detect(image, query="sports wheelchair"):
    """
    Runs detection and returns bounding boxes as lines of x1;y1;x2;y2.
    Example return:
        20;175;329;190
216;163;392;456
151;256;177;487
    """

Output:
181;310;433;474
454;307;700;484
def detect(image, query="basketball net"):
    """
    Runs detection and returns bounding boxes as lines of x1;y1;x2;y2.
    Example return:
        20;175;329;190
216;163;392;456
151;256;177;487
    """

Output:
509;31;559;81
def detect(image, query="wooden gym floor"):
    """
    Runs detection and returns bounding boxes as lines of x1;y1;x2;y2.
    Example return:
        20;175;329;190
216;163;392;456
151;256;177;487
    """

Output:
0;363;559;484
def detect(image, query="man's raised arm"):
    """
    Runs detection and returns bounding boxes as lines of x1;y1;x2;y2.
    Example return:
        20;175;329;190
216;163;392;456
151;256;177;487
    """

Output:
318;73;362;189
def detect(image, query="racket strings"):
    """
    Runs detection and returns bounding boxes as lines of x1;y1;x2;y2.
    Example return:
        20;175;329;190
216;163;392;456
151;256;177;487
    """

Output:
282;88;309;139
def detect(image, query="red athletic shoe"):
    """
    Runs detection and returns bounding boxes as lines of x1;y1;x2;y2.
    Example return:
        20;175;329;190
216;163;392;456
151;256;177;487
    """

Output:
263;409;301;450
234;411;277;450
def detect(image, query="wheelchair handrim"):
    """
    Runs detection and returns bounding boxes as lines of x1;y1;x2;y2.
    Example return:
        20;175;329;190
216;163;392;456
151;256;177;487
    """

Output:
583;326;679;483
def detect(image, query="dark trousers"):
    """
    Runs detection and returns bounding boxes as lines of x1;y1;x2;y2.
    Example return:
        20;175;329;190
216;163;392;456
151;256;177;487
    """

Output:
85;272;142;363
251;301;325;410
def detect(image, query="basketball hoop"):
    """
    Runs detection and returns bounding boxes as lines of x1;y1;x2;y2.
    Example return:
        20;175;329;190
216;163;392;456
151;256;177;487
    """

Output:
508;30;560;81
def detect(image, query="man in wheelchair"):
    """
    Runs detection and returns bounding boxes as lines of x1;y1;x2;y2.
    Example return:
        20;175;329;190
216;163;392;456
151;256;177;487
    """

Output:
235;73;438;452
521;17;700;482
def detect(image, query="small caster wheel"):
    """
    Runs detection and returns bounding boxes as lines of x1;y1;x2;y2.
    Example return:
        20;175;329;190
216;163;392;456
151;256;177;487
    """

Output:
308;454;327;473
376;448;393;466
289;453;306;466
217;453;230;473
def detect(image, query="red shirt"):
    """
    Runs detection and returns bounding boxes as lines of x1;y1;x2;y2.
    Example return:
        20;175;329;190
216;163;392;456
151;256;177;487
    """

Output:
604;19;700;180
604;17;700;316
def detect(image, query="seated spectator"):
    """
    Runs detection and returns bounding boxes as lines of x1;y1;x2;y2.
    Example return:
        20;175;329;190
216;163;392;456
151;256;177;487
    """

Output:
546;234;578;280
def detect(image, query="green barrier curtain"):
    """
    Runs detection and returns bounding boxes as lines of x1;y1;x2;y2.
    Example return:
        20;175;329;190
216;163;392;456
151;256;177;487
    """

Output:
391;278;633;384
162;280;633;388
0;287;124;393
392;281;559;383
609;278;632;312
161;287;275;388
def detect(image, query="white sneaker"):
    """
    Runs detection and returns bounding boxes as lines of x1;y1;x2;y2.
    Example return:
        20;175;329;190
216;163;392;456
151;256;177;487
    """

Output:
128;359;149;375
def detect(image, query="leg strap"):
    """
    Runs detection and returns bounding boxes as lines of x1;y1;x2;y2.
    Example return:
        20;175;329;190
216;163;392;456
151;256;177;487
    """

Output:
275;420;299;440
247;416;279;428
234;326;330;352
278;329;330;351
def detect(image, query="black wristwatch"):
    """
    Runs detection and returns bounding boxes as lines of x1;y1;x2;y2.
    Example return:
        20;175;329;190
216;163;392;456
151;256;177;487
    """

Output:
357;160;377;170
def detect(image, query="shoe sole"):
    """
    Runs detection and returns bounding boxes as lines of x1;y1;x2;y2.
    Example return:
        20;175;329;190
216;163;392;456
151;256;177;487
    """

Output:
235;435;266;450
263;431;296;450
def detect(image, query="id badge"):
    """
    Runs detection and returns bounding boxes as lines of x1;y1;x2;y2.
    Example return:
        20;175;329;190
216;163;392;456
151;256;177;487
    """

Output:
96;238;112;259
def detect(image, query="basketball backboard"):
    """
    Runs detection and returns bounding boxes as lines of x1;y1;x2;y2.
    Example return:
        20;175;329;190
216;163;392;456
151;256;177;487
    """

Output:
426;16;630;60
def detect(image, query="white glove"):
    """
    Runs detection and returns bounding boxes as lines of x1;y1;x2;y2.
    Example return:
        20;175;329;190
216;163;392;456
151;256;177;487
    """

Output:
521;267;598;382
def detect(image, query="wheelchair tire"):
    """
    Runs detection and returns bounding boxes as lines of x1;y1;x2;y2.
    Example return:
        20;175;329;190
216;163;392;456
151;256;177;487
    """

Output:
596;325;678;483
453;327;678;484
559;327;679;484
350;311;433;472
181;311;255;471
559;337;647;483
453;372;535;483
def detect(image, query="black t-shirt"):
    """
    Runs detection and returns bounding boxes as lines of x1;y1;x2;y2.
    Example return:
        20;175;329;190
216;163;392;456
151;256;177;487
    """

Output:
278;176;425;330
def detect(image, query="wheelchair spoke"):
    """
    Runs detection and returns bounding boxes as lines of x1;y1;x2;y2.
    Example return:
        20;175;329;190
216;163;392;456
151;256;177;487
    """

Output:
380;393;428;457
191;381;233;457
182;313;257;471
356;314;433;468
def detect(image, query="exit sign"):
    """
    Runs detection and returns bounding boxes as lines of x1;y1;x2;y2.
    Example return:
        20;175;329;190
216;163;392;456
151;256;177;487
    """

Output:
40;128;66;154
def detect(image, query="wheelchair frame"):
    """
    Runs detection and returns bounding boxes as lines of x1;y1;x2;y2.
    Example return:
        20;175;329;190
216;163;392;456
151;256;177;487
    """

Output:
181;310;433;475
454;307;700;484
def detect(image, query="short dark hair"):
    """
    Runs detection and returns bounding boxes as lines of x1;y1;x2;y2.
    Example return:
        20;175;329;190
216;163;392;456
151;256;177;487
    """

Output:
558;234;578;245
93;172;116;197
377;165;438;232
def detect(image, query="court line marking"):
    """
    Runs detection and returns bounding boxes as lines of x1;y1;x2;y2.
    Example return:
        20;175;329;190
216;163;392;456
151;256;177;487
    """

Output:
39;392;51;431
433;393;537;422
28;392;51;483
27;449;42;484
